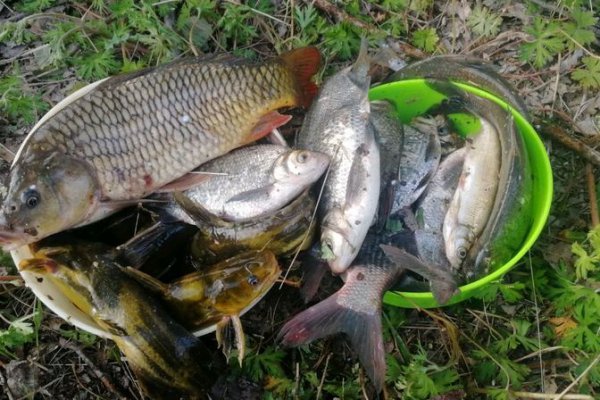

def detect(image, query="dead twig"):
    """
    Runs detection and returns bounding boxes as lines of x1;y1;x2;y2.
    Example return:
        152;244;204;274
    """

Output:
471;388;594;399
0;144;15;164
553;353;600;400
0;368;16;400
59;338;128;400
586;164;599;227
537;121;600;167
315;352;332;400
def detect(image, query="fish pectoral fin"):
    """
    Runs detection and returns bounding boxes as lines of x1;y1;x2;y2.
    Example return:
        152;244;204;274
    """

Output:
230;316;246;366
172;192;232;228
225;185;273;204
278;289;386;392
215;317;233;363
246;111;292;144
122;266;167;295
380;244;459;305
155;173;212;193
117;221;179;269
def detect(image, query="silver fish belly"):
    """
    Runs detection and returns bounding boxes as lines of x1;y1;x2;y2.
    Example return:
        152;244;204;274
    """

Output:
443;116;501;269
414;148;466;269
297;40;379;274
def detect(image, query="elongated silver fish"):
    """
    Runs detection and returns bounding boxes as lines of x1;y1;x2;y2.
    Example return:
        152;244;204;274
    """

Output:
297;39;380;274
0;48;321;249
164;144;328;222
443;116;501;269
414;148;466;269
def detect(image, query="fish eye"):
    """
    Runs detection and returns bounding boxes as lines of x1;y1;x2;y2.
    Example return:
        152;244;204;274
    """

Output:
22;189;41;210
296;151;309;164
457;247;467;259
247;275;259;286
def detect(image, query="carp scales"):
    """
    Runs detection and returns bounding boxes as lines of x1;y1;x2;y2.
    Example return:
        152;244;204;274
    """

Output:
19;241;216;399
298;38;380;274
163;144;328;222
0;47;321;249
125;250;281;364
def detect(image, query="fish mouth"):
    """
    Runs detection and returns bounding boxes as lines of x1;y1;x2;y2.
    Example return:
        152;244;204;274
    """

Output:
0;230;32;251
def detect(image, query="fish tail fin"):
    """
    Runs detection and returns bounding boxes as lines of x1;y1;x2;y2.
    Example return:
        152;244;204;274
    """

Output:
279;292;386;391
380;244;459;305
280;47;321;108
351;37;371;78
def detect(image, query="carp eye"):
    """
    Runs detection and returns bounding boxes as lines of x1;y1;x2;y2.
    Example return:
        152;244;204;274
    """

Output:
247;275;259;286
457;247;467;260
23;189;41;210
296;151;309;164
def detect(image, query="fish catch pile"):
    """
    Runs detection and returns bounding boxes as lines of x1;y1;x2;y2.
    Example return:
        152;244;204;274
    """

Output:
2;40;534;397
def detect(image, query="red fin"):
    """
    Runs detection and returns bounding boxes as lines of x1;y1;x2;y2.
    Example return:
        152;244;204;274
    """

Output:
279;283;386;391
246;111;292;144
156;173;211;193
280;47;321;108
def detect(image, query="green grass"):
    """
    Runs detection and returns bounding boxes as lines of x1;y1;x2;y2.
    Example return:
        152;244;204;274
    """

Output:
1;0;599;398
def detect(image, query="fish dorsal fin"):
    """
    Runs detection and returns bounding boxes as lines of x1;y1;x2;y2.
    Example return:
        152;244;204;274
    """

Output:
280;47;321;108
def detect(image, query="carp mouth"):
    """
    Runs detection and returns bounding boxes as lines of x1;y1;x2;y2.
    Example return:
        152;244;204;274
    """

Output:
0;229;34;251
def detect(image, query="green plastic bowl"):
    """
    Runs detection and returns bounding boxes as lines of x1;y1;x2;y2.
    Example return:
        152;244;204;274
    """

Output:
369;79;553;308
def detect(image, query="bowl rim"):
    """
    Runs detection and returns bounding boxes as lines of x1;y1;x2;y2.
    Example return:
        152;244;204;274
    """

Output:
371;79;553;308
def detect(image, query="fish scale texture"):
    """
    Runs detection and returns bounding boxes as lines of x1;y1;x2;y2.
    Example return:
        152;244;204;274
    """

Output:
21;58;299;200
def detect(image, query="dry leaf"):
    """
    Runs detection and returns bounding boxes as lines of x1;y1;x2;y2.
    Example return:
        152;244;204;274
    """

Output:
549;316;578;337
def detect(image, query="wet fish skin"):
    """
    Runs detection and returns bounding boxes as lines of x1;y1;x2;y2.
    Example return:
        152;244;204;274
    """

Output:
279;231;459;392
125;250;280;335
298;39;380;274
414;148;466;269
443;116;501;269
20;241;216;398
391;118;441;215
369;100;403;227
279;260;403;392
177;190;316;264
167;144;328;221
124;249;281;365
1;48;321;249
